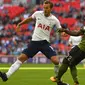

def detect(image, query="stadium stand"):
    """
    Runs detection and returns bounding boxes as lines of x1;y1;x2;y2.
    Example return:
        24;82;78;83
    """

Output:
0;0;85;56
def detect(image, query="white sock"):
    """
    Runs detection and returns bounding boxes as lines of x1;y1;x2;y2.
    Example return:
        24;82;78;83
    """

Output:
54;65;59;76
6;59;22;78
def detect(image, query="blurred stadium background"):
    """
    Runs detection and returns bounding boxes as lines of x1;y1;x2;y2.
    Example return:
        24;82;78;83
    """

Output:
0;0;85;85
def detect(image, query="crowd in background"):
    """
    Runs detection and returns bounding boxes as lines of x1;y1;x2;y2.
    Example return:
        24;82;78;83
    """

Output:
0;0;85;56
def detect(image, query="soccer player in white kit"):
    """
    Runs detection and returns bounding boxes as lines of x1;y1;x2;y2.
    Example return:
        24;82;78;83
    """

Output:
0;1;67;85
68;35;82;48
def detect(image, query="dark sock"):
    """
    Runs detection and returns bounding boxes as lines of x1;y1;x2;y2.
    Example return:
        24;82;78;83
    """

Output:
70;66;79;83
57;63;69;80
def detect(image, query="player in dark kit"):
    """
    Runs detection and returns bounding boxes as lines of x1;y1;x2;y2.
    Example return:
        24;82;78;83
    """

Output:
50;26;85;85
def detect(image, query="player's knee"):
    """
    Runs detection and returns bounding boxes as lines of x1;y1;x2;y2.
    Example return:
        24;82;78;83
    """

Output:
69;62;76;67
18;53;28;63
51;56;59;65
69;64;75;67
53;60;59;65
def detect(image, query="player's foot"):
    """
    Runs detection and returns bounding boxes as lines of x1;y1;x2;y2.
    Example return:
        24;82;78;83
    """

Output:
74;81;79;85
0;71;8;82
57;81;69;85
50;76;69;85
50;76;57;82
74;83;79;85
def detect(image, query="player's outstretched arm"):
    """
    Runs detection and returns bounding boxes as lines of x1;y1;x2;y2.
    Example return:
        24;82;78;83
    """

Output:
18;16;33;26
16;16;33;32
59;28;84;36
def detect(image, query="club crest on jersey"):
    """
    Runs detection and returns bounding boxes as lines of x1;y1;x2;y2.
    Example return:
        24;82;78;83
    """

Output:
38;23;50;31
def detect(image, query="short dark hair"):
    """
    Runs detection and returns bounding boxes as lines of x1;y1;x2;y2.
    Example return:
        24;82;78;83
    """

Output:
43;0;54;8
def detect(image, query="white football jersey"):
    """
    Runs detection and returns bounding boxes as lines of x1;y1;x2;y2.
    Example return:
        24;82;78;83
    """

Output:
31;11;61;42
68;36;82;48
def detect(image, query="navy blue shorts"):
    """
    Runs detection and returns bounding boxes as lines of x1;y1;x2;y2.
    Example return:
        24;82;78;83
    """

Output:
22;40;57;59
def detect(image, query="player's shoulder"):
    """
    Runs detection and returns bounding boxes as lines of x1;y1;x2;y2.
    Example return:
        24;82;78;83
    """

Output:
51;14;60;22
34;11;43;14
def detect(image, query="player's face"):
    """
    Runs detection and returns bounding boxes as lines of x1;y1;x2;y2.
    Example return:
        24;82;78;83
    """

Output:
43;3;52;17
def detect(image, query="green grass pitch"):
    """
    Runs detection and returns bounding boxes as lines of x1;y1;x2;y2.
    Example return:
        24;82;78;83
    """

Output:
0;63;85;85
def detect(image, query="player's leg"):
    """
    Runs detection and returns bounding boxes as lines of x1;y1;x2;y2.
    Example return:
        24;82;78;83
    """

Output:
67;57;79;85
68;46;85;66
41;43;59;77
67;46;85;85
51;57;69;85
0;41;39;82
48;55;59;82
51;55;59;75
69;66;79;85
0;53;28;82
50;46;80;85
6;54;28;78
57;58;69;80
41;41;69;85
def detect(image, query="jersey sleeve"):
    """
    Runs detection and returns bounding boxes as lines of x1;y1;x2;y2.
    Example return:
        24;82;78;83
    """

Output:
31;11;39;19
68;36;72;44
54;18;62;32
55;18;62;29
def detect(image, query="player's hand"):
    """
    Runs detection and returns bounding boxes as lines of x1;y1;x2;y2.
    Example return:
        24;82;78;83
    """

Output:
61;32;68;37
59;28;66;32
16;24;21;32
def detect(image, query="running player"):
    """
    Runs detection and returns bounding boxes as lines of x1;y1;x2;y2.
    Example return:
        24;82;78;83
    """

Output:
0;1;67;85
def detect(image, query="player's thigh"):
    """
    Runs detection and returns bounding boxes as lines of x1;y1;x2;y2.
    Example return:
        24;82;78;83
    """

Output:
22;42;39;58
41;45;59;64
68;46;85;66
41;45;56;58
62;57;69;65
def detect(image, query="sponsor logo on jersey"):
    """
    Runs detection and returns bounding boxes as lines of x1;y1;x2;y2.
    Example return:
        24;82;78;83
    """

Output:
38;23;50;31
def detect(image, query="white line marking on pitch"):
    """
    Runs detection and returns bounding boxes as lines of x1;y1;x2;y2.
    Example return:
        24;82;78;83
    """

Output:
0;67;85;70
